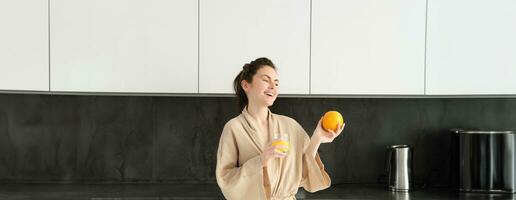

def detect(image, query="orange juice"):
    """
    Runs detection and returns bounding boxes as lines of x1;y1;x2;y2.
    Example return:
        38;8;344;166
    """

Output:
272;140;290;153
272;133;289;153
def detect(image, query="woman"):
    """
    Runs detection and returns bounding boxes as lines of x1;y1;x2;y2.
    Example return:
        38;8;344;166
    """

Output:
216;57;344;200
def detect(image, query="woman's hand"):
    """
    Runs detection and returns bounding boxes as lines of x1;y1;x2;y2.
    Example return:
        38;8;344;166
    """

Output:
261;142;288;167
313;117;345;144
305;118;345;159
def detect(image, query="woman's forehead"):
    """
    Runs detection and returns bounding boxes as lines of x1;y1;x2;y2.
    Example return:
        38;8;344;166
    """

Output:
256;67;278;80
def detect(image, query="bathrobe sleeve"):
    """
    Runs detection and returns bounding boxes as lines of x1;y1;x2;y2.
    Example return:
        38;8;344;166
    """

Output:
296;122;331;192
215;122;267;200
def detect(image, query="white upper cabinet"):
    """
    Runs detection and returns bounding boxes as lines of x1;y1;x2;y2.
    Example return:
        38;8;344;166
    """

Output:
51;0;198;93
426;0;516;95
311;0;426;95
199;0;310;94
0;0;49;91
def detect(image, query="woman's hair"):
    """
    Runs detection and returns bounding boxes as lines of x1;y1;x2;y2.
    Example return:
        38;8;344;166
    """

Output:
233;57;276;111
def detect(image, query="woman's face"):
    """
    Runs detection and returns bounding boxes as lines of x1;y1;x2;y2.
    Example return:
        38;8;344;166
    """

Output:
242;66;279;107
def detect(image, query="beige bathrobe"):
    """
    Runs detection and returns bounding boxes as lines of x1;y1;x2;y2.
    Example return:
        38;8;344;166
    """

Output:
216;108;331;200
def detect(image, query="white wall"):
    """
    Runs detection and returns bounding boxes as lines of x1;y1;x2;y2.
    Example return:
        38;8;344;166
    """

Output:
50;0;198;93
426;0;516;95
0;0;49;91
199;0;310;94
311;0;426;95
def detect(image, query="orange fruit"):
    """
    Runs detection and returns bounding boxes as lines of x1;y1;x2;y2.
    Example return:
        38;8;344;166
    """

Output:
321;111;344;133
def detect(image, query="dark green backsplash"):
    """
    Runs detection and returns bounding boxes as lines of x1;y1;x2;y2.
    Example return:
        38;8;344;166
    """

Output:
1;94;515;186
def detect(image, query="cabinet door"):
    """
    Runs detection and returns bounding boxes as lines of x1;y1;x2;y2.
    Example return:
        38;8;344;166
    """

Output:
199;0;310;94
311;0;426;95
0;0;49;91
426;0;516;95
51;0;198;93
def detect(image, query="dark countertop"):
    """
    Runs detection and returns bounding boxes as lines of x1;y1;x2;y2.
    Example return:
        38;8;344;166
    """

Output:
0;183;515;200
301;184;516;200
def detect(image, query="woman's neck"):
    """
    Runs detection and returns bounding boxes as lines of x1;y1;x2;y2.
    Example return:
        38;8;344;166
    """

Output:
246;102;269;124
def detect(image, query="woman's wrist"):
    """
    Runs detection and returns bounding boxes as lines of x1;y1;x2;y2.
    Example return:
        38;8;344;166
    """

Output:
311;130;323;144
307;132;322;158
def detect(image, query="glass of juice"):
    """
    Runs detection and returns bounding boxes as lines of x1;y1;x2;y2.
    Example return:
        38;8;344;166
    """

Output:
272;133;289;154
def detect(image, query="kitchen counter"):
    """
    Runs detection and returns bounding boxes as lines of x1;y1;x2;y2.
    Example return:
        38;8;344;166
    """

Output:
301;184;516;200
0;183;515;200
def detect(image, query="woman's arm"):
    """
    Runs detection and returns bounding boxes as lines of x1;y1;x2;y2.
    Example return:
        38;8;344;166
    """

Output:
306;133;322;159
216;124;267;199
305;118;345;159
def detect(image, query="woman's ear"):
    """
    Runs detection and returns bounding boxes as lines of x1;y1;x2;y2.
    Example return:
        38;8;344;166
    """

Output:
241;80;250;92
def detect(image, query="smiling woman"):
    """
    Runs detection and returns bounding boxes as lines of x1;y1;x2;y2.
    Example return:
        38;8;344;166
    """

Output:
215;57;345;200
232;57;279;112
